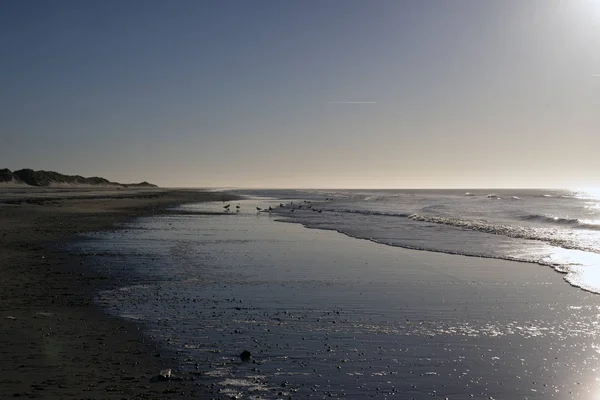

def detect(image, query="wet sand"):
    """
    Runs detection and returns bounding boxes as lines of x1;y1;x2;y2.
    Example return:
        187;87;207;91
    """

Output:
79;199;600;399
0;188;238;399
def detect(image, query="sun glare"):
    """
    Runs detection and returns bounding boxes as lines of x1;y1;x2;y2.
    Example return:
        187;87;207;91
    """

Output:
583;0;600;18
574;188;600;201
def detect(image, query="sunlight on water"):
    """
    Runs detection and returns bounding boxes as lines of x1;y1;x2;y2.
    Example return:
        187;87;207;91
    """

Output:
574;189;600;201
585;202;600;211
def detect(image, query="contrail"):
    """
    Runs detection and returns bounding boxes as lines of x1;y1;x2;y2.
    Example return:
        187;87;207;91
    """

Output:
593;74;600;77
328;101;377;104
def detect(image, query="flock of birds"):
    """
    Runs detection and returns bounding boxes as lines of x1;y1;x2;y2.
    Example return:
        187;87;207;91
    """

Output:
222;200;326;214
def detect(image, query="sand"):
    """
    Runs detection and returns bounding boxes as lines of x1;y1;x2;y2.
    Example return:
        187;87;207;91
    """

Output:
0;188;238;399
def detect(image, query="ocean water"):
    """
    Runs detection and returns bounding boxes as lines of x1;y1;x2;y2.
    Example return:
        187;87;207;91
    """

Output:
234;189;600;294
71;189;600;399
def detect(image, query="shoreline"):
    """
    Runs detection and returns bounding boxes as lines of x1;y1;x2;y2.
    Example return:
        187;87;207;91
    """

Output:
4;187;599;398
0;188;239;399
82;196;600;398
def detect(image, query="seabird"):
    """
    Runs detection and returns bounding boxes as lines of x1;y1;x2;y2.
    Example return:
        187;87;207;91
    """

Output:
256;207;262;211
223;204;230;209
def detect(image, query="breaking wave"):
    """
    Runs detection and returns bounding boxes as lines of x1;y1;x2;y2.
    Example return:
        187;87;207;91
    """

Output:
519;214;600;230
407;214;599;254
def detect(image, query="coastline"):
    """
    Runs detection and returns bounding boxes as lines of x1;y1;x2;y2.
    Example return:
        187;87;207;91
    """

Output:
80;197;600;399
0;188;238;399
4;188;600;398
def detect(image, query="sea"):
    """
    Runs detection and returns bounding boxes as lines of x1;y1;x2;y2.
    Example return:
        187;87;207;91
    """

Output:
69;189;600;399
237;188;600;294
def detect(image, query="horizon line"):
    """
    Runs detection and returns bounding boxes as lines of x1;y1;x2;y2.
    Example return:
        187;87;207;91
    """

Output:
163;185;582;191
327;101;377;104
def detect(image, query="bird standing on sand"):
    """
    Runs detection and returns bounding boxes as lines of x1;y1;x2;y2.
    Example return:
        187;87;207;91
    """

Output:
223;204;230;209
256;207;262;211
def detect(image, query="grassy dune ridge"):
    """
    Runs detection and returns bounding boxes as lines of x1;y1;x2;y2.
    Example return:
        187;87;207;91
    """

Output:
0;168;156;187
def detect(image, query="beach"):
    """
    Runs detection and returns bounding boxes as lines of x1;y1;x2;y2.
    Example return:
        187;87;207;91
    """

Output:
3;188;600;399
0;188;238;399
3;0;596;397
67;194;600;399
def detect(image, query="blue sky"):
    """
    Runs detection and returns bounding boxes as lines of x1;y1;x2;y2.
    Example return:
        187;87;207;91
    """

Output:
1;0;598;188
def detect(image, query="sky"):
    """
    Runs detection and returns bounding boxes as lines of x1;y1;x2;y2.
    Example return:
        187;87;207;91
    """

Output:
0;0;598;188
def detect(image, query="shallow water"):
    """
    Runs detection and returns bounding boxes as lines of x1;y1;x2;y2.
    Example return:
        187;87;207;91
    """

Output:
228;189;600;294
73;198;600;399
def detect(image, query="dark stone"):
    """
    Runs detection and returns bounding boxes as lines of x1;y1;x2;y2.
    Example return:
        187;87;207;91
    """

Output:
239;350;251;362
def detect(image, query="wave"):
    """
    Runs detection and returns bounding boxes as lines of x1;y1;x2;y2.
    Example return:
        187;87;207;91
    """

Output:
281;206;600;254
519;214;600;231
280;206;600;250
407;214;600;254
362;196;387;201
322;208;411;218
520;214;580;225
538;193;574;199
580;220;600;230
420;204;446;213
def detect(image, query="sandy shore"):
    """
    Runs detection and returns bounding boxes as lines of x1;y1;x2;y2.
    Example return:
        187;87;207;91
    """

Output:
0;188;238;399
6;189;600;399
90;197;600;399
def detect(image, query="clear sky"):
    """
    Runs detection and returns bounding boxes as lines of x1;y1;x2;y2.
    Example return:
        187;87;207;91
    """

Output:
1;0;598;188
